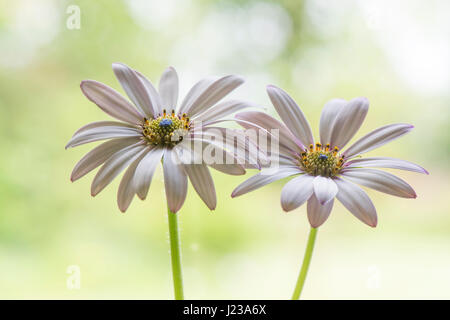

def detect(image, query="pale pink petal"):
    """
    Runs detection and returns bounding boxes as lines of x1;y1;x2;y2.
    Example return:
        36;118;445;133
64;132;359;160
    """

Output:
163;149;188;213
134;147;164;200
183;164;216;210
70;121;137;138
343;123;414;159
117;149;150;212
80;80;143;124
70;136;141;182
329;97;369;149
193;100;257;123
159;66;179;110
341;168;417;198
313;176;338;204
134;70;163;116
280;174;314;212
178;76;218;115
91;143;147;196
231;167;302;198
319;98;347;145
235;111;303;153
267;85;314;147
344;157;428;174
65;125;141;149
209;163;246;175
112;63;155;118
335;178;377;227
307;193;334;228
182;75;244;117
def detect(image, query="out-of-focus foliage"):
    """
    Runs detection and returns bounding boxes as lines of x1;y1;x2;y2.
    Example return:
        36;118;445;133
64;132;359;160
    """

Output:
0;0;448;299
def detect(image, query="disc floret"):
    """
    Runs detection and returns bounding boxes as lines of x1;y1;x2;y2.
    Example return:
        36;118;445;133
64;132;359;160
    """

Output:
142;109;191;147
299;143;344;177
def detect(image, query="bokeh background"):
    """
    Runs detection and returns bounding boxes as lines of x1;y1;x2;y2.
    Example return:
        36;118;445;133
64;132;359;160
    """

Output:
0;0;449;299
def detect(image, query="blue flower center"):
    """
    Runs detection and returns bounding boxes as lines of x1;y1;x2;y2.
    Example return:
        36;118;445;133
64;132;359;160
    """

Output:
159;119;173;128
318;154;328;160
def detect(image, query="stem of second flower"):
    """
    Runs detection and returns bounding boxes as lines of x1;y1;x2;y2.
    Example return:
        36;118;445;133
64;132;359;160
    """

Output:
167;207;184;300
291;227;318;300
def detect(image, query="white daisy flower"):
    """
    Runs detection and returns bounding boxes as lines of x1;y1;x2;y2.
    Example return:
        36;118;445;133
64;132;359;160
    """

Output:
232;85;428;228
66;63;258;213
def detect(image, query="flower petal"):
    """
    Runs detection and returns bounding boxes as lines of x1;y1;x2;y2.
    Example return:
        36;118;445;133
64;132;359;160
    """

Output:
159;66;179;110
280;174;314;212
341;168;417;198
80;80;143;124
65;124;141;149
235;111;303;153
182;75;244;117
134;69;163;116
329;97;369;149
134;147;164;200
112;63;155;118
267;85;314;147
343;123;414;159
307;193;334;228
313;176;338;205
117;149;150;212
178;76;218;115
319;98;347;145
344;157;428;174
91;143;147;196
209;163;246;175
183;164;216;210
231;166;302;197
70;136;141;182
193;99;257;123
335;178;377;227
163;149;188;213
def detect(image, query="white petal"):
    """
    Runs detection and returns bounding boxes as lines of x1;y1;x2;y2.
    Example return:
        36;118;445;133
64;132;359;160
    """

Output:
159;66;179;110
91;143;147;196
178;76;218;115
80;80;143;124
163;149;188;213
70;121;137;138
335;178;377;227
134;147;164;200
183;164;216;210
117;149;150;212
313;176;338;205
70;136;141;182
231;166;302;197
343;123;414;159
134;70;163;116
340;168;416;198
329;97;369;149
307;193;334;228
193;99;257;123
182;75;244;117
280;174;314;212
112;63;155;118
65;125;141;149
319;98;347;145
344;157;428;174
209;163;246;175
235;111;303;154
267;85;314;147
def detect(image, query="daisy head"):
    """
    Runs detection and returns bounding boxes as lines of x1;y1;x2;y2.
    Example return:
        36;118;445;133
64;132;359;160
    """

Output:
232;85;428;228
66;63;259;213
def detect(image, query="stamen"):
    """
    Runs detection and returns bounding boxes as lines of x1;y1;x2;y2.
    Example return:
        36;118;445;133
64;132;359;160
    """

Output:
298;144;344;177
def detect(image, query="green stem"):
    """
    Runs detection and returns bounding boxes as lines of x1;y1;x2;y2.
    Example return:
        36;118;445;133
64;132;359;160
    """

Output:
291;227;318;300
167;207;184;300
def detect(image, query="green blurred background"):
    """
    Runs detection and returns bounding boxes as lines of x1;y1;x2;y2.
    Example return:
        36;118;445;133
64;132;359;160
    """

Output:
0;0;449;299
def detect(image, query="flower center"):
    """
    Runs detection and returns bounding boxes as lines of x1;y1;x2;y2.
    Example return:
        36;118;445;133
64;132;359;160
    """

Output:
298;143;344;177
141;109;191;147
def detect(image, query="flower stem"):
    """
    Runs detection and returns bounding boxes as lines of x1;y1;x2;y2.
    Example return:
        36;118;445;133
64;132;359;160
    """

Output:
291;227;318;300
167;207;184;300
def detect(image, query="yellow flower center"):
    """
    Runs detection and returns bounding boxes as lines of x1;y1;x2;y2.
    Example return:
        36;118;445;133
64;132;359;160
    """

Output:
298;143;344;177
141;109;191;147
